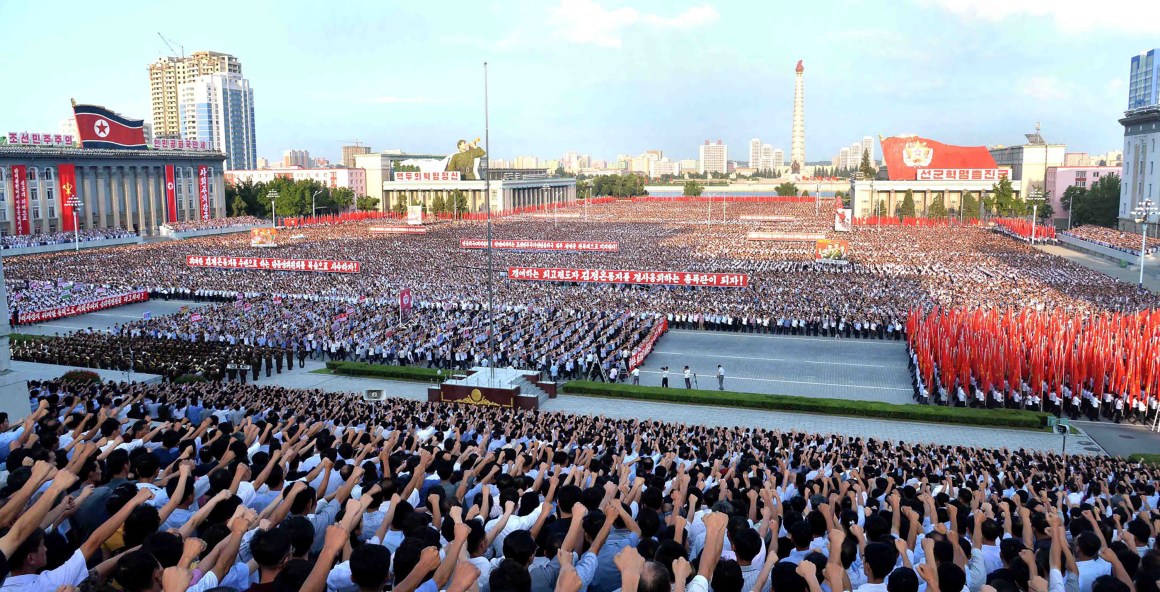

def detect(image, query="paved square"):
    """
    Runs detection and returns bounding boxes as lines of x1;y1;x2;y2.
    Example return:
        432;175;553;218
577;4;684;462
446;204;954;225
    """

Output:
636;329;914;403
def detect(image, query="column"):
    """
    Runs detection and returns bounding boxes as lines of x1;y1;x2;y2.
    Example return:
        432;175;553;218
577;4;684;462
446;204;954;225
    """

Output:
2;171;11;236
110;167;122;230
40;174;51;234
124;166;136;231
146;166;160;233
97;167;109;229
215;171;226;218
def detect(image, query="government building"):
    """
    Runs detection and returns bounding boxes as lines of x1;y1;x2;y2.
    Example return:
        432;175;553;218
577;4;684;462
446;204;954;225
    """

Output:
0;144;226;236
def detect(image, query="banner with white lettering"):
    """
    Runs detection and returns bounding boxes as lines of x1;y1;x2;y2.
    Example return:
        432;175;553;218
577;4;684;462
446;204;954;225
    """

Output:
186;255;361;273
507;267;749;288
10;165;29;235
629;317;669;370
17;291;149;325
197;165;210;220
461;239;619;252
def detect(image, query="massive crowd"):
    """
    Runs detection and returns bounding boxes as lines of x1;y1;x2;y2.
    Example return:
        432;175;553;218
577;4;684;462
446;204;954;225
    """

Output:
0;378;1156;592
1061;226;1158;256
161;217;266;233
0;228;136;250
6;280;142;325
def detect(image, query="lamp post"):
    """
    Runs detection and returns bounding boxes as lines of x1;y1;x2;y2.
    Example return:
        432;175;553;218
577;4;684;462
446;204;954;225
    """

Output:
268;190;279;227
311;189;323;221
1132;198;1157;288
1027;188;1044;246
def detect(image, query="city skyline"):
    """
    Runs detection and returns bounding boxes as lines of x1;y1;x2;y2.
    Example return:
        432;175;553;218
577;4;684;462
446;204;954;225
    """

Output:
0;0;1153;164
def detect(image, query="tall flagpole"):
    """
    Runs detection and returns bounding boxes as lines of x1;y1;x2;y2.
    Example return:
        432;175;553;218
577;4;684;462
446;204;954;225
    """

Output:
485;61;495;386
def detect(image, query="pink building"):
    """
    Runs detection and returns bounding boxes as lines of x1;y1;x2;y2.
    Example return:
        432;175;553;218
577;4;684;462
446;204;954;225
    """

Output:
224;167;367;198
1044;165;1121;224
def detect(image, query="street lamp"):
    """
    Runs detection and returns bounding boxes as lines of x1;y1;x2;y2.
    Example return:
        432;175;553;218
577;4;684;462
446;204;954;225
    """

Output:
311;189;323;219
1132;198;1157;288
1027;188;1044;246
268;190;279;227
870;179;877;232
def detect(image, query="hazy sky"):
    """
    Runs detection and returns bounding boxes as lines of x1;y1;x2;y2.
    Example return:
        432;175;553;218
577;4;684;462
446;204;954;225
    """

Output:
1;0;1155;164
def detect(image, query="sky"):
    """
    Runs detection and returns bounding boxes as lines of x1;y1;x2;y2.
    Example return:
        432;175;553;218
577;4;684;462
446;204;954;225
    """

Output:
1;0;1156;165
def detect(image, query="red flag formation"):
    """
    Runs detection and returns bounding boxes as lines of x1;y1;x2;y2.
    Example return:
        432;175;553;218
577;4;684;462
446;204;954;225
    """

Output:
907;307;1160;403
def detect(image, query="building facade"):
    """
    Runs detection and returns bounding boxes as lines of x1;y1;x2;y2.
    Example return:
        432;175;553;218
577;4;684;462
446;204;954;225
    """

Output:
149;51;241;139
749;139;762;169
0;145;226;236
178;73;256;170
699;140;727;175
225;167;366;197
1045;165;1122;226
1119;108;1160;233
341;145;371;168
381;177;576;215
1129;49;1159;111
988;142;1066;200
283;150;310;168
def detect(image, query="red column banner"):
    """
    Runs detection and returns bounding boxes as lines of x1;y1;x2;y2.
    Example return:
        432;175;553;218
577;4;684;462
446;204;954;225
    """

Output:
164;165;178;223
10;165;29;235
197;165;210;220
58;164;78;232
399;288;413;317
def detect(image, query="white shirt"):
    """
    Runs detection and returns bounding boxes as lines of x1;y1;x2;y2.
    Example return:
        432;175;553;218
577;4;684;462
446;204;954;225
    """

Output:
1;549;89;591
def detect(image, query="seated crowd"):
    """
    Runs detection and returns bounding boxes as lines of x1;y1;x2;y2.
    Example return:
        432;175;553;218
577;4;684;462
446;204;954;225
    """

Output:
1061;226;1159;256
0;378;1155;592
162;217;266;233
0;228;136;250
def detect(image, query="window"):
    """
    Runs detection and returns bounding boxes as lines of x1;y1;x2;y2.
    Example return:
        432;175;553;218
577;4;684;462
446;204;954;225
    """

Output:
27;167;37;181
47;206;56;219
32;204;40;219
43;167;54;181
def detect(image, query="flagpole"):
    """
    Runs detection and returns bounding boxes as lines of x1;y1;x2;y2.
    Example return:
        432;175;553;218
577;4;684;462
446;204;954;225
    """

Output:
484;61;495;386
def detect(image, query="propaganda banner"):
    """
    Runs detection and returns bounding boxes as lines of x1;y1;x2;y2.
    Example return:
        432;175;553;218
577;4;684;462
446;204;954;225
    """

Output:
399;288;413;317
10;165;29;235
368;226;427;234
834;208;852;232
814;239;851;264
250;228;278;248
57;164;79;232
164;165;178;223
460;239;619;252
745;232;825;241
187;255;361;274
629;317;669;370
406;205;423;226
17;290;149;325
739;215;796;222
198;165;210;220
507;267;749;288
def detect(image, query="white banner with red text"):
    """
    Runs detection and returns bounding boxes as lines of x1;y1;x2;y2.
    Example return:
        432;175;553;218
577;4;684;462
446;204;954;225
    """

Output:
745;232;825;241
461;239;619;252
507;267;749;287
186;255;361;273
368;226;428;234
17;291;149;325
739;215;796;222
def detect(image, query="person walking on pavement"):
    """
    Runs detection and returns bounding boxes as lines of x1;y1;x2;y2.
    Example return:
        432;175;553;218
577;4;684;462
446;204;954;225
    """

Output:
716;364;725;391
631;365;640;385
683;366;692;389
661;367;669;388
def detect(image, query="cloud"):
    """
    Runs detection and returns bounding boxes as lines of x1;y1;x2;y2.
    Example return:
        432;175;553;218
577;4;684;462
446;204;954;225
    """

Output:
918;0;1160;34
547;0;719;48
1019;76;1071;101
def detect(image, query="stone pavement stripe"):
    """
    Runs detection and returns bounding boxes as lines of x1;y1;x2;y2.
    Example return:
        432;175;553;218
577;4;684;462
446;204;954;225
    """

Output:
649;350;889;368
634;370;911;392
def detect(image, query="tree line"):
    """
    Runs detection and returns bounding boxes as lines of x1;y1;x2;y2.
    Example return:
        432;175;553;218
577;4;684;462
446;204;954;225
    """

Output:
226;178;375;217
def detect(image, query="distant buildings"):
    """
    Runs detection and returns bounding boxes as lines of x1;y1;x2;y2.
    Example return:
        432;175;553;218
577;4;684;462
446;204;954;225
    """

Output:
832;136;875;170
149;51;241;139
748;138;783;172
178;72;256;170
988;139;1066;201
342;144;371;168
699;140;727;175
1128;49;1159;111
283;150;310;168
1046;165;1121;224
226;167;366;197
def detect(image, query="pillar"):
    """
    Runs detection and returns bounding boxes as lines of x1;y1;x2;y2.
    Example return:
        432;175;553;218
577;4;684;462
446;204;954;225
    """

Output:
215;171;226;218
111;167;122;230
134;167;147;233
97;167;110;229
147;166;160;233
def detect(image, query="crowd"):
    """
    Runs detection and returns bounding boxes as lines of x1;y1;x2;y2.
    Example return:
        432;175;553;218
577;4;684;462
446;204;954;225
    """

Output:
1061;226;1158;256
0;377;1156;592
6;280;142;325
162;217;266;232
0;228;137;250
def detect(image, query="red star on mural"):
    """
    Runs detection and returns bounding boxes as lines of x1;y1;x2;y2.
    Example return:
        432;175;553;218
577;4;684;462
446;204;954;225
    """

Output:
93;119;110;137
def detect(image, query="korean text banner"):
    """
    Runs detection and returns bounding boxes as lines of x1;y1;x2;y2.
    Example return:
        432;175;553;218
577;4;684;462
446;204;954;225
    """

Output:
187;255;360;274
461;240;618;252
507;267;749;288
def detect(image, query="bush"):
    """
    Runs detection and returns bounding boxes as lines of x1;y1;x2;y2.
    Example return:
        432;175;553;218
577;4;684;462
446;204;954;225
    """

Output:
59;369;102;385
560;381;1048;429
1129;453;1160;465
325;361;448;382
173;374;208;384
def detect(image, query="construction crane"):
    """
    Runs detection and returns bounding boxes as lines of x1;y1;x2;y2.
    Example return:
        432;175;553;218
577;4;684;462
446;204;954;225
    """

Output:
343;139;365;147
157;32;184;59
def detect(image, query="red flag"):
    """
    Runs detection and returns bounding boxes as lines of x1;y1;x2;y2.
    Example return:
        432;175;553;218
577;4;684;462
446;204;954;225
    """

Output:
399;288;413;317
58;164;79;232
72;103;146;149
10;165;30;235
164;165;178;223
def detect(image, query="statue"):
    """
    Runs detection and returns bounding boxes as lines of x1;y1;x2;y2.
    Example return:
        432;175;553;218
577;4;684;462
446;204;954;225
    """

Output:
446;138;486;180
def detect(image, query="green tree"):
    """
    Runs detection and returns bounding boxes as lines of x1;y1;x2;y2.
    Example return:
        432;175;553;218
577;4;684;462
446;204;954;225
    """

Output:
683;181;704;197
431;192;446;214
394;164;420;174
929;192;947;219
231;195;247;216
356;196;380;211
392;193;407;214
900;189;916;218
1036;200;1055;222
554;165;567;177
961;192;980;220
1060;185;1085;213
774;182;799;196
859;150;876;180
225;178;264;215
330;187;355;211
1072;173;1120;227
452;189;469;215
991;177;1024;216
876;199;887;216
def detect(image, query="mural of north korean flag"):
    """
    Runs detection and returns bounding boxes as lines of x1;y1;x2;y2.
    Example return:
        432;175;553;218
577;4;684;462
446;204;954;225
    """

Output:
72;103;147;149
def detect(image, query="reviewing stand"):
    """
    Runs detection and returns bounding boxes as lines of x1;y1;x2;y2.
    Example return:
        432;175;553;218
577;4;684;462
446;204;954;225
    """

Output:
428;366;556;410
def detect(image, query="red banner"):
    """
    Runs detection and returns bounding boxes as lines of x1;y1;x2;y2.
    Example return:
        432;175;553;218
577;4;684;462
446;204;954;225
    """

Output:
879;136;998;181
629;317;669;370
186;255;361;273
10;165;29;235
367;226;427;234
745;232;825;241
399;288;413;317
815;240;851;264
164;165;178;223
198;165;210;220
508;267;749;288
58;164;78;232
460;239;619;252
190;313;203;322
17;291;148;325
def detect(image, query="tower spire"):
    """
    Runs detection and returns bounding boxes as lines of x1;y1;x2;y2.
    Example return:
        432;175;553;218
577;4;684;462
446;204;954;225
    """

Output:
790;60;805;175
